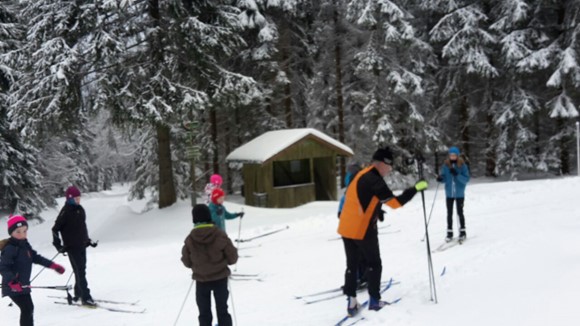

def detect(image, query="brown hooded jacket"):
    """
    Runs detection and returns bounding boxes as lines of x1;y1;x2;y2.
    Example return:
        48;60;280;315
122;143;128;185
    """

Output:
181;224;238;282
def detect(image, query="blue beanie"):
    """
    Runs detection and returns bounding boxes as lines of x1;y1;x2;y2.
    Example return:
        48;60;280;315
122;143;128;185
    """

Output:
449;146;460;155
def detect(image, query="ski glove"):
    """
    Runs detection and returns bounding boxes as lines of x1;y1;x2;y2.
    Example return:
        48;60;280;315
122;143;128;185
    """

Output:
436;175;443;182
237;212;245;218
378;210;385;222
415;180;429;192
8;281;23;293
87;239;98;248
449;167;458;176
53;241;66;253
50;263;65;274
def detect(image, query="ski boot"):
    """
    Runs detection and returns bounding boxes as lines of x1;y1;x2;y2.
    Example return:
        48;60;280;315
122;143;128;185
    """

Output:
82;297;97;308
347;296;360;316
458;229;466;243
445;230;453;242
369;296;389;311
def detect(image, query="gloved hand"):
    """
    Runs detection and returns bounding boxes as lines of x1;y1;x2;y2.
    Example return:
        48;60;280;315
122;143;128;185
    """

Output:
237;212;245;218
415;180;429;191
8;280;23;293
87;239;98;248
436;175;443;182
49;263;65;274
53;240;66;253
450;167;458;176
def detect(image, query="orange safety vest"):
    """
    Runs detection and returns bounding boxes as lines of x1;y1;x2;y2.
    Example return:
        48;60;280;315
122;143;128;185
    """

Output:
337;166;380;240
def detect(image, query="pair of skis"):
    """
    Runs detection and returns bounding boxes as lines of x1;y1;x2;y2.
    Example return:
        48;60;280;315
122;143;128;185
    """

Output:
50;296;145;314
230;273;262;282
433;236;472;253
334;278;401;326
235;226;289;243
295;279;399;305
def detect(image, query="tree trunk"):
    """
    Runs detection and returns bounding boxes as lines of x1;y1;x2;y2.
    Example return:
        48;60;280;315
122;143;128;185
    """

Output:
459;96;470;155
210;106;219;174
225;124;232;193
558;118;570;174
157;124;176;208
485;111;496;177
280;23;292;128
149;0;176;208
333;2;346;187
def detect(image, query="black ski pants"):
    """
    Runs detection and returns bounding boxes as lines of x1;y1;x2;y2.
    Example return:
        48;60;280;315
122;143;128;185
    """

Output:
11;294;34;326
196;277;232;326
67;247;91;301
446;197;465;232
342;224;382;299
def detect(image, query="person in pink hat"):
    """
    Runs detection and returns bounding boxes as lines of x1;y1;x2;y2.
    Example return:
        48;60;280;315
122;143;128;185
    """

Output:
204;174;223;204
0;215;65;326
51;186;97;307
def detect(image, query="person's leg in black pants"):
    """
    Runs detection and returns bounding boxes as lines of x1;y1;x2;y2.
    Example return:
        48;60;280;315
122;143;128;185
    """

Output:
446;198;455;237
11;294;34;326
456;198;466;235
196;281;213;326
213;278;232;326
357;226;382;299
342;237;359;297
68;247;91;301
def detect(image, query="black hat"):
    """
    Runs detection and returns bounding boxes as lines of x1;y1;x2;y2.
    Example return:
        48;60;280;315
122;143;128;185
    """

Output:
192;204;212;224
372;147;394;165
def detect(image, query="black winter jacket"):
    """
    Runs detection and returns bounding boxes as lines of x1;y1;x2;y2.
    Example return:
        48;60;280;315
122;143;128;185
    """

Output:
52;202;90;249
0;238;52;297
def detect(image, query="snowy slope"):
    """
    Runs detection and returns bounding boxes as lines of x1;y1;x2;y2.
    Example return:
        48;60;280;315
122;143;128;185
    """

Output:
1;177;580;326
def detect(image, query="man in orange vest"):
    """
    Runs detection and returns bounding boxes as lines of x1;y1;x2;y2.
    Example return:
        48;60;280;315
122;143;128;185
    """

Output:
338;146;428;315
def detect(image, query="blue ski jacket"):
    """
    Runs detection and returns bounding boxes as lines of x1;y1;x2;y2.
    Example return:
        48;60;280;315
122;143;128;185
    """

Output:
438;158;470;198
208;203;239;232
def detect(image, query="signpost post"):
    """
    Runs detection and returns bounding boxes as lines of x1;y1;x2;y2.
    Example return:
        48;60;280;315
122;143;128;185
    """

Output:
183;121;201;206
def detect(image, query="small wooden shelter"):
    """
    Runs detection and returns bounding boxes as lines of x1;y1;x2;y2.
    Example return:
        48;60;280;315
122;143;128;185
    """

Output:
226;128;353;208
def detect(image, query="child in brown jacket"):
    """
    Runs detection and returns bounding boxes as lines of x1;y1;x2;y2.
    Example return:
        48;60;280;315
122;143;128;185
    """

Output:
181;204;238;326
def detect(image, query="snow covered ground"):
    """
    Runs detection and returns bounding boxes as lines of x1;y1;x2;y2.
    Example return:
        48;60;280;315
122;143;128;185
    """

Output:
1;176;580;326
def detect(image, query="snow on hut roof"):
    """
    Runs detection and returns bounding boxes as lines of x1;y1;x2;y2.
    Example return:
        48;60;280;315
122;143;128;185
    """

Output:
226;128;353;163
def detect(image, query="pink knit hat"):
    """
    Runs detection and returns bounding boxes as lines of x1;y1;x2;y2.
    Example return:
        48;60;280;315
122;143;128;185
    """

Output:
210;174;223;186
7;215;28;235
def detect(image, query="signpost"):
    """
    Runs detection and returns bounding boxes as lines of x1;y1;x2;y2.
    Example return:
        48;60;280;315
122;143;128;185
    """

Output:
183;121;201;206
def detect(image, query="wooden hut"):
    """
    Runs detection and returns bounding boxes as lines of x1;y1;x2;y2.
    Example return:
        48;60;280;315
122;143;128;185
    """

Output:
226;128;353;208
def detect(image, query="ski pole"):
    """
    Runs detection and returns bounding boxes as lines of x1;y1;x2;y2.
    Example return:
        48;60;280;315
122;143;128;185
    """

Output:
3;285;71;291
234;208;244;272
173;279;194;326
229;279;238;326
30;251;61;283
416;153;438;303
421;182;440;242
24;285;72;291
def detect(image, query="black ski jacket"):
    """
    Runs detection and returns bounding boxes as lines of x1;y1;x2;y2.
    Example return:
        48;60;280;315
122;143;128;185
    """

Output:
52;202;90;249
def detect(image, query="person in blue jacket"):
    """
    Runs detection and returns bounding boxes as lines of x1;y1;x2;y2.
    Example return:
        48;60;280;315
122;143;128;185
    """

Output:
437;146;470;242
338;163;362;218
209;188;244;233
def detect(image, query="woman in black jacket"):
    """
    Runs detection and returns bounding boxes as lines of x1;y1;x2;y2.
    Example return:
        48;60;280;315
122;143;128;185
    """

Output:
52;186;97;307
